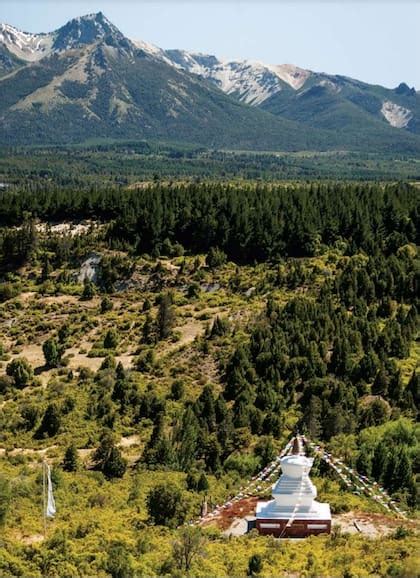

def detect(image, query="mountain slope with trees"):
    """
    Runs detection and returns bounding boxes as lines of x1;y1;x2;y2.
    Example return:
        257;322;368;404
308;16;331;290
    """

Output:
0;13;420;153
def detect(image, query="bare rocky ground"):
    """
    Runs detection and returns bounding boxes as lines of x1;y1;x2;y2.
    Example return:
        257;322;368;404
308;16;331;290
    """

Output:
201;496;417;538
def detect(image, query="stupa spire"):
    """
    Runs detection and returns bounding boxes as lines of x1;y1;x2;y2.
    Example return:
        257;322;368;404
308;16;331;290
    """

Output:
292;437;301;455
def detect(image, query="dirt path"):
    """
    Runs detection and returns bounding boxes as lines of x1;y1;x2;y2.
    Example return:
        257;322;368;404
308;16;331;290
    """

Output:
334;511;418;537
65;346;136;372
159;319;204;356
0;445;57;458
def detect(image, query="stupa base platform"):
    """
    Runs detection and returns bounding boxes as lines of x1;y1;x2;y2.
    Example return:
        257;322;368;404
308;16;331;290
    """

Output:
256;516;331;537
256;501;331;537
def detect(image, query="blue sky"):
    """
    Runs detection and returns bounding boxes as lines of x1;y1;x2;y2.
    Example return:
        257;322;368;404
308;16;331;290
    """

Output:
2;1;419;89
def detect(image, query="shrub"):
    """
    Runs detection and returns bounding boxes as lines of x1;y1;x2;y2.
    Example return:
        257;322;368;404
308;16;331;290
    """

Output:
171;379;185;400
0;282;19;303
0;375;13;394
100;296;113;313
136;349;155;372
142;298;152;312
105;540;134;578
197;472;209;492
146;483;188;528
6;357;33;388
247;554;263;576
209;316;230;338
206;247;227;269
187;283;200;299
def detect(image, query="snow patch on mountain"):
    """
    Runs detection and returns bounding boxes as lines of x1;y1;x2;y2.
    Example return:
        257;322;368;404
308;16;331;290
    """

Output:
0;23;53;61
0;13;134;63
164;51;290;105
132;39;176;67
205;59;285;105
162;52;315;105
381;100;413;128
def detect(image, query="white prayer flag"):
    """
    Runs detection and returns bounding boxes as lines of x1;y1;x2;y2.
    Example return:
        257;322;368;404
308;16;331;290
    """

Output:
45;463;56;518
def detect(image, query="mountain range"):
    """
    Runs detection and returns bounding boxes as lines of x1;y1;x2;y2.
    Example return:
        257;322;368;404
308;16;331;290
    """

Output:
1;12;419;152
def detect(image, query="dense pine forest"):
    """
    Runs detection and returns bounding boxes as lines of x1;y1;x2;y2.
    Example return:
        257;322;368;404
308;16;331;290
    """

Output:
0;177;419;576
1;181;419;260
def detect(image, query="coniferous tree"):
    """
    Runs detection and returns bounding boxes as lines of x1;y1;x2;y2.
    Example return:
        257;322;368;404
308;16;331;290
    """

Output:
43;337;62;368
81;279;95;300
104;328;119;349
62;444;79;472
36;403;61;438
0;476;11;527
177;407;199;471
93;431;127;479
356;446;372;477
157;293;175;340
372;441;389;481
402;371;419;414
197;472;209;493
372;367;389;397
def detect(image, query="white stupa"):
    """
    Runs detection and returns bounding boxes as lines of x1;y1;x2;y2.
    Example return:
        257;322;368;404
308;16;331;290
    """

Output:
256;438;331;537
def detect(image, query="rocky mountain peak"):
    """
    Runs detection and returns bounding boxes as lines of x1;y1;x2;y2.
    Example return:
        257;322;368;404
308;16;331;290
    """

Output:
52;12;134;54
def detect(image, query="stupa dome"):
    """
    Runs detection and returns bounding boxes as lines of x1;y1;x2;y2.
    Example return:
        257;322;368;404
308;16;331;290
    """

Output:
279;455;313;478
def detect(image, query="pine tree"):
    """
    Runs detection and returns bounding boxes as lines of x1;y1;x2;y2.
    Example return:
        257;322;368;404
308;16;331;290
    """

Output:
372;367;389;396
177;407;199;471
306;396;322;439
93;430;127;479
62;444;79;472
157;293;175;340
197;472;209;493
402;371;419;414
142;312;155;344
194;385;216;432
372;441;389;482
393;446;413;493
104;328;118;349
81;279;95;300
36;403;61;438
43;337;62;368
0;476;11;527
356;446;372;477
